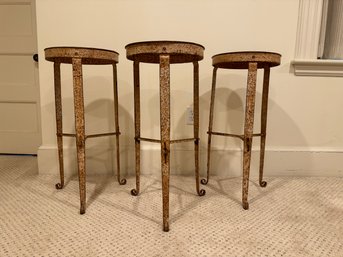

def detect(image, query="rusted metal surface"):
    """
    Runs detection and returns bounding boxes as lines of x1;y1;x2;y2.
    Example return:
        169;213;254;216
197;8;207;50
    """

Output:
59;132;122;139
206;51;281;209
86;132;120;139
45;47;125;214
193;61;205;197
72;58;86;214
126;41;204;63
242;62;258;210
113;63;126;185
126;41;205;232
207;132;262;140
160;54;171;232
170;138;195;144
212;51;281;69
131;61;141;197
45;47;118;64
202;67;217;185
137;137;196;144
53;62;64;190
259;67;271;188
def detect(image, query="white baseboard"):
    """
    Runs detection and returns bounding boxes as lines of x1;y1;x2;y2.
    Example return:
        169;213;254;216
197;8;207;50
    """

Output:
38;145;343;177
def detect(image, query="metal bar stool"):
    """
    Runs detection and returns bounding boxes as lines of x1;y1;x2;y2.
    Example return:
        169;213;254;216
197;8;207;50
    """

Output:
202;51;281;210
45;47;126;214
125;41;206;232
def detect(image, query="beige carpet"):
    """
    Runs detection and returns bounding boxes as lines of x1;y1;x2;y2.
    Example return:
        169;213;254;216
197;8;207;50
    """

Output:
0;155;342;257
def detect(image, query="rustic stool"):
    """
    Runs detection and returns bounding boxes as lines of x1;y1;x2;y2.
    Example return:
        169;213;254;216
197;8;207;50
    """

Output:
203;51;281;209
45;47;126;214
125;41;206;231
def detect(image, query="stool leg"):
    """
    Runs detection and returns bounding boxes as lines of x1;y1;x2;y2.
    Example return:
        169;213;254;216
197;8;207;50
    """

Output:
242;62;258;210
72;58;86;214
131;61;141;196
53;62;64;190
193;61;205;196
202;67;218;185
259;67;270;188
112;64;126;185
160;55;171;232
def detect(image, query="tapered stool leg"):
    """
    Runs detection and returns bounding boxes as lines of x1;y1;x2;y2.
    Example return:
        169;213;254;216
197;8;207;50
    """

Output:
131;61;141;196
193;62;206;196
112;64;126;185
202;67;218;185
159;55;171;232
53;62;64;190
259;67;270;188
72;58;86;214
242;62;258;210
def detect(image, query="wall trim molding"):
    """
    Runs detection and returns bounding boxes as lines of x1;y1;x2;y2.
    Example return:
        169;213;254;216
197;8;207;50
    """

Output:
292;59;343;77
291;0;343;77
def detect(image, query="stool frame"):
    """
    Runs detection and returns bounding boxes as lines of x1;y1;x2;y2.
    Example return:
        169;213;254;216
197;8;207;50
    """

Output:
45;47;126;214
126;41;206;232
202;51;281;210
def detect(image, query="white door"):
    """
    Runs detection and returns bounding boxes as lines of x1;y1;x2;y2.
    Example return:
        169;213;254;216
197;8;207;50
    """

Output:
0;0;41;154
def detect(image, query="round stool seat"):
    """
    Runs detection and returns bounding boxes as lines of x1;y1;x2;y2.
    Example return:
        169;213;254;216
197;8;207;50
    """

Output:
212;51;281;69
125;41;204;63
45;47;119;65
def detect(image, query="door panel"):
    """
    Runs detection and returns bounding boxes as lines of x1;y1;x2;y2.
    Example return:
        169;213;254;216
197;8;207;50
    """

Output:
0;4;33;36
0;0;41;154
0;55;36;101
0;102;38;132
0;1;36;53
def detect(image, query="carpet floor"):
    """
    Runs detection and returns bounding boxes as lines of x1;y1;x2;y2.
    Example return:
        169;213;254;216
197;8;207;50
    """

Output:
0;155;342;257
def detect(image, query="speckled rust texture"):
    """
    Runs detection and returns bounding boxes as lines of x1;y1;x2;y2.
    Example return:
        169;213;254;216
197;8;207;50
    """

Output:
202;67;218;186
112;63;126;185
126;41;204;64
45;47;118;64
212;51;281;69
259;67;271;188
131;61;141;197
126;41;205;232
205;51;281;210
242;62;258;210
193;61;205;197
53;62;64;190
45;47;125;215
71;58;86;214
160;55;171;232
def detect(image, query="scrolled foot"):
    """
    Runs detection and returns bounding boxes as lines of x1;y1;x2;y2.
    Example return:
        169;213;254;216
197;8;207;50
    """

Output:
198;189;206;196
163;225;169;232
131;189;139;196
55;183;64;189
80;208;85;215
118;178;127;185
242;202;249;210
260;180;267;187
200;178;208;185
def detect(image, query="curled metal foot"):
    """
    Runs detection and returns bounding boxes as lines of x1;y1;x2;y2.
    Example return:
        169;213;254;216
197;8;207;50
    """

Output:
260;181;267;187
242;202;249;210
198;189;206;196
118;178;127;185
200;178;208;185
131;189;139;196
55;183;64;189
80;209;85;215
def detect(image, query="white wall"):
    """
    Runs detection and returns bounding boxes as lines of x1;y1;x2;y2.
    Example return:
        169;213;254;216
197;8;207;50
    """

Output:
36;0;343;178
